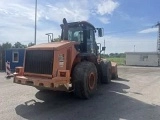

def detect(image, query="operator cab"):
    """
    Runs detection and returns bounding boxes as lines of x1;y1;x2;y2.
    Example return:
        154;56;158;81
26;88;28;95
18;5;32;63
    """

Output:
60;18;104;54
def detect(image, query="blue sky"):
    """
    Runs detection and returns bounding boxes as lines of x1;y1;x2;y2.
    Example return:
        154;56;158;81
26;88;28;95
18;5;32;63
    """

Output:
0;0;159;53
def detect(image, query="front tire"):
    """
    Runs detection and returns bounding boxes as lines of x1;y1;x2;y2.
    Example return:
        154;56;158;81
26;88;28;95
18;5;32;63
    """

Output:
100;61;112;84
72;61;97;99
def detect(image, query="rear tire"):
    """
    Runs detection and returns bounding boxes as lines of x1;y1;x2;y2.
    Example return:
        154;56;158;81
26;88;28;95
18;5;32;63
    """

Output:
72;61;97;99
112;74;118;79
100;61;112;84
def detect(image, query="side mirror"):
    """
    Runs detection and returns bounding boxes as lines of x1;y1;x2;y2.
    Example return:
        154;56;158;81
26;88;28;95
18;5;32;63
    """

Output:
98;28;103;37
102;47;106;51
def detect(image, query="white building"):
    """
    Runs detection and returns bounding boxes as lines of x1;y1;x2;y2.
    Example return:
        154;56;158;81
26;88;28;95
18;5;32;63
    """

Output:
125;52;160;67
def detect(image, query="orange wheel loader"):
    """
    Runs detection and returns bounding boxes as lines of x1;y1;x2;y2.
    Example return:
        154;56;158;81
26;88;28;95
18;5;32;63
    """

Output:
13;18;118;99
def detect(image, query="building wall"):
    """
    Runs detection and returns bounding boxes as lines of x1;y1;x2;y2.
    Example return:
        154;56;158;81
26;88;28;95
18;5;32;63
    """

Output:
126;52;159;67
0;51;2;70
0;50;5;71
5;49;25;71
2;50;5;70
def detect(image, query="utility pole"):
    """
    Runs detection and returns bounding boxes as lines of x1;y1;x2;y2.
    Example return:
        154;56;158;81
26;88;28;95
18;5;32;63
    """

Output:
34;0;37;45
134;45;135;52
153;22;160;53
104;39;105;54
153;22;160;66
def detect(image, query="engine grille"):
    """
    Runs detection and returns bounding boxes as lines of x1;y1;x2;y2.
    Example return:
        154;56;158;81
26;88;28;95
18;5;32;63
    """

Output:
24;50;53;75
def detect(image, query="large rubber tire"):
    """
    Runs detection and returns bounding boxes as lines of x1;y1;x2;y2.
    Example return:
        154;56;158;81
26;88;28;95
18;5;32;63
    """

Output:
72;61;98;99
35;87;49;91
112;73;118;79
100;61;112;84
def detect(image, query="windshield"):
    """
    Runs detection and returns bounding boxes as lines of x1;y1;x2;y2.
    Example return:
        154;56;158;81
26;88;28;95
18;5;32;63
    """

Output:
68;27;83;42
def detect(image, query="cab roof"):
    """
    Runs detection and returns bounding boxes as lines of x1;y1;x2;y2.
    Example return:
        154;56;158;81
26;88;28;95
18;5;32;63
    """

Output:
61;21;95;29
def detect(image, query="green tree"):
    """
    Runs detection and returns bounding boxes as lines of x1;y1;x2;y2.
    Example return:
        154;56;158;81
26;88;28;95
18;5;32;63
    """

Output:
28;42;35;47
51;35;61;42
1;42;12;50
12;42;27;48
119;53;126;58
101;54;109;58
109;53;114;57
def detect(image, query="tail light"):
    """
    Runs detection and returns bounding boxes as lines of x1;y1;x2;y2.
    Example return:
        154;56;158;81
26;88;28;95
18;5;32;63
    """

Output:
60;72;66;77
15;67;24;76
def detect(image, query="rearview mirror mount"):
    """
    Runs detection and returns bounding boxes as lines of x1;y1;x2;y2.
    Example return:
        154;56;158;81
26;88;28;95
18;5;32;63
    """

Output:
100;46;106;53
102;47;106;51
97;28;104;37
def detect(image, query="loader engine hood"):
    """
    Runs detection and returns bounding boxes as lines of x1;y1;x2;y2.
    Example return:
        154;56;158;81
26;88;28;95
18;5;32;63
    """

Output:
24;40;79;76
27;41;77;50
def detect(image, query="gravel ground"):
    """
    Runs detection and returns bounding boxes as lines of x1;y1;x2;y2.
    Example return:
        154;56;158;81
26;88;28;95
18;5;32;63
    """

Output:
0;66;160;120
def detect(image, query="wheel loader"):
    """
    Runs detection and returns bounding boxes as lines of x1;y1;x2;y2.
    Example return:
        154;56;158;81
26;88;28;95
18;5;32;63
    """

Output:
13;18;118;99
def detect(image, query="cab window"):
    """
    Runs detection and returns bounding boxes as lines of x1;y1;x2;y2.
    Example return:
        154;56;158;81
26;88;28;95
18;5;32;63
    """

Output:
68;27;83;42
87;27;96;54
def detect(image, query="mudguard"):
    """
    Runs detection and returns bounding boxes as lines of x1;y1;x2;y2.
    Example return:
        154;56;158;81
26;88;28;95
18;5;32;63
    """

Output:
111;62;118;79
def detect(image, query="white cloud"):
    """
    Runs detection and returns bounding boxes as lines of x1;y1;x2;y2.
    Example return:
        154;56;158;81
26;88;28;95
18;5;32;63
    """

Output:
0;0;90;44
0;0;119;45
0;1;35;21
139;28;158;34
0;0;155;54
97;0;119;15
40;1;90;24
98;17;110;24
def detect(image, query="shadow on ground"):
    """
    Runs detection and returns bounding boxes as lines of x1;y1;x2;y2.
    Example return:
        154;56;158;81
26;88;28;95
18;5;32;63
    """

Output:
115;77;130;82
15;80;160;120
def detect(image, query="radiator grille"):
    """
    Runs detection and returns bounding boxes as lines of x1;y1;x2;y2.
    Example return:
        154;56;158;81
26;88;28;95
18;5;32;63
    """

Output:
24;50;53;75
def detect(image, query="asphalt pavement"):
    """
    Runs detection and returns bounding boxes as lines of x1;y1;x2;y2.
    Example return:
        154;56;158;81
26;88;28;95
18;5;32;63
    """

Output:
0;66;160;120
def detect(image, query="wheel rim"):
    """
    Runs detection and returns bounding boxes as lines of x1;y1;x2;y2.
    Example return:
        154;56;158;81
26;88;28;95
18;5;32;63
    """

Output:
88;72;95;90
